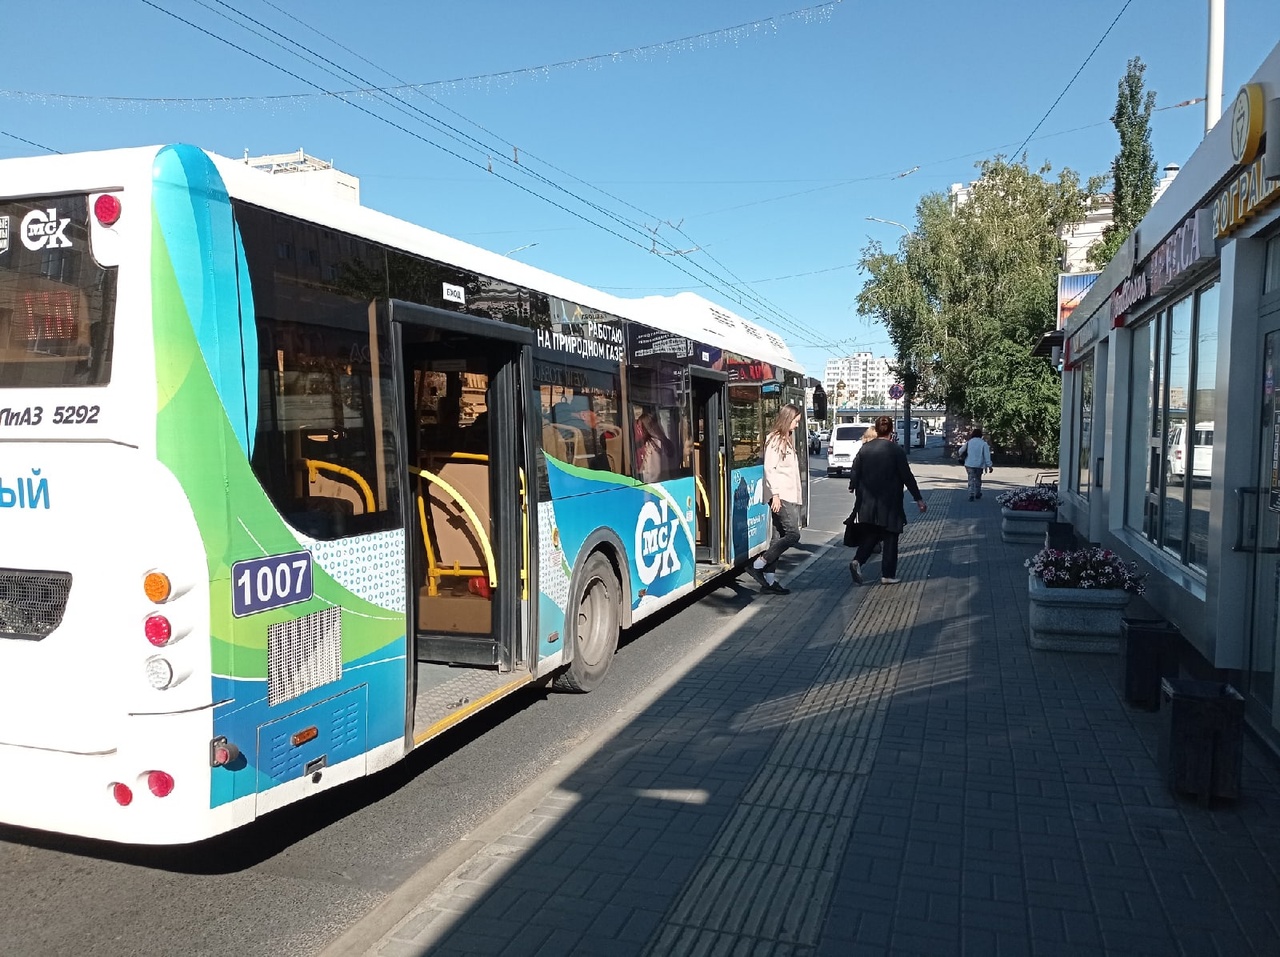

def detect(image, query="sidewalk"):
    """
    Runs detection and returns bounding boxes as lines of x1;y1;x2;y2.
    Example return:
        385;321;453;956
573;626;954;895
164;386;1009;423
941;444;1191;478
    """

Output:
330;454;1280;957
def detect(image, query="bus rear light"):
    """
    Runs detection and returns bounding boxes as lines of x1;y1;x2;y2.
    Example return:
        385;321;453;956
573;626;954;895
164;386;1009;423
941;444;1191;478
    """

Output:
94;193;121;227
145;656;174;690
143;571;172;603
210;736;241;768
144;615;172;646
146;771;175;798
111;782;133;806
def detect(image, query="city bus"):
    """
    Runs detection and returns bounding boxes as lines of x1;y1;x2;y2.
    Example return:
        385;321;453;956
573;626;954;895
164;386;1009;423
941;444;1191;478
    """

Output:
0;144;807;845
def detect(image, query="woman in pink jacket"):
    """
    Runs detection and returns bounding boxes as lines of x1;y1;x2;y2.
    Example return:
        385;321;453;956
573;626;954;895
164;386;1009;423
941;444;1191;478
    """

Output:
748;403;803;595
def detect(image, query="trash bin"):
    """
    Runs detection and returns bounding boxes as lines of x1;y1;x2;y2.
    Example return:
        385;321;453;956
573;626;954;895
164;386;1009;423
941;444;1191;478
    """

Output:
1158;678;1245;806
1120;617;1178;711
1045;522;1075;550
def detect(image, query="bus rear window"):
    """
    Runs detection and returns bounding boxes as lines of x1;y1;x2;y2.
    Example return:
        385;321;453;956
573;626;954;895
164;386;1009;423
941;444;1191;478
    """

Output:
0;196;116;387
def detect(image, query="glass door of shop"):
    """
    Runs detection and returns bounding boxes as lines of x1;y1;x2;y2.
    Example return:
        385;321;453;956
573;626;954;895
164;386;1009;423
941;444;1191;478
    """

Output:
1246;268;1280;723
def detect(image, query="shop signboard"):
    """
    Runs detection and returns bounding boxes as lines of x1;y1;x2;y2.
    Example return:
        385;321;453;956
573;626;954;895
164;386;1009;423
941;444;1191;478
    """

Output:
1213;83;1280;240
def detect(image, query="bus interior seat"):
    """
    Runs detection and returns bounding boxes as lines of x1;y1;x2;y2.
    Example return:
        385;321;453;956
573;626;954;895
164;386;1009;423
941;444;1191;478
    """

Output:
418;454;494;635
601;424;622;472
544;422;581;464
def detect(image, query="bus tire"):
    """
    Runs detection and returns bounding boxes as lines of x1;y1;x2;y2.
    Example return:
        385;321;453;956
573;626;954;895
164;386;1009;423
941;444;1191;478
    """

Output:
554;552;621;693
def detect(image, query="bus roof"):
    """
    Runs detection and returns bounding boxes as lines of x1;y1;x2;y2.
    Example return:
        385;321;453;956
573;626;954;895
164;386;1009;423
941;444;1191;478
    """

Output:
0;144;801;373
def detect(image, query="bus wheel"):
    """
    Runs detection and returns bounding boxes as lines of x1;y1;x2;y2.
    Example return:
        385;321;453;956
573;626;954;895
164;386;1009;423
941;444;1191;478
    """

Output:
554;552;620;693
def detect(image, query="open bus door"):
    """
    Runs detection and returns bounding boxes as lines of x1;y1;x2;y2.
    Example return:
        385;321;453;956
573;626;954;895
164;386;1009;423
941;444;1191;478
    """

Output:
690;369;728;571
782;384;811;527
388;301;536;741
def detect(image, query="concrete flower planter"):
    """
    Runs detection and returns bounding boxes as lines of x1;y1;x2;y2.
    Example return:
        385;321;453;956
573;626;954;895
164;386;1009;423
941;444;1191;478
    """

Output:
1001;507;1055;544
1027;573;1131;653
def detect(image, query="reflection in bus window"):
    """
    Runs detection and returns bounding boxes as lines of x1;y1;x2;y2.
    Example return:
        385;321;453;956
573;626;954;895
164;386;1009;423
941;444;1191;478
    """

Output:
252;319;401;540
729;384;763;467
628;363;689;482
536;360;622;475
0;196;117;387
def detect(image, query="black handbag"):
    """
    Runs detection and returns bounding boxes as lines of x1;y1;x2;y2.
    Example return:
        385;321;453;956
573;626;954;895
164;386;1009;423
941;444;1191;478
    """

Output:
842;509;861;547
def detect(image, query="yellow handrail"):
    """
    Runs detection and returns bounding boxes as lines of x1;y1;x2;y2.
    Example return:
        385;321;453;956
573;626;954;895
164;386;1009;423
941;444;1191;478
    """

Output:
694;474;710;518
518;466;528;601
410;464;497;590
302;459;375;512
415;495;484;597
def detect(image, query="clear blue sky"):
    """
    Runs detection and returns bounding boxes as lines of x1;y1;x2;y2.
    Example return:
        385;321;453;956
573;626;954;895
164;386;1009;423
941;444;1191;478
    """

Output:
3;1;1276;375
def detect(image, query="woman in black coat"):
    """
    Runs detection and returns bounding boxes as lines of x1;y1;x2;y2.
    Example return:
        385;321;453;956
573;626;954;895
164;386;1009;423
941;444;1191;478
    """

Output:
844;416;926;584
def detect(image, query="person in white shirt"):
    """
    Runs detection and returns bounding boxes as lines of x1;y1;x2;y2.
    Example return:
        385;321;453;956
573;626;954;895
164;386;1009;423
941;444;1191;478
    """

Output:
749;403;803;595
961;427;994;500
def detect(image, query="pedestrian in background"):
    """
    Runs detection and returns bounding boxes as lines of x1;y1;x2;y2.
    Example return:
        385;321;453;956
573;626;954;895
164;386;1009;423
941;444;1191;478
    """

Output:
961;427;994;500
749;402;803;595
846;416;926;585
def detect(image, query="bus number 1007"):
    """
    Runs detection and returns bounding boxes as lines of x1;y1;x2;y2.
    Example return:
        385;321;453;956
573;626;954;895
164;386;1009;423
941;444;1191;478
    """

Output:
231;550;314;617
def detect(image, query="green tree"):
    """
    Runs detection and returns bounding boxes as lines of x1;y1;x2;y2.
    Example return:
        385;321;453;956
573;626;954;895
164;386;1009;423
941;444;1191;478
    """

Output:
1090;57;1157;268
857;156;1101;463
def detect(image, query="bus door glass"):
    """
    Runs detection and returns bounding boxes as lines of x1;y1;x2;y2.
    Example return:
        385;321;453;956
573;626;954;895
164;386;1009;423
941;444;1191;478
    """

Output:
390;302;532;672
690;370;727;564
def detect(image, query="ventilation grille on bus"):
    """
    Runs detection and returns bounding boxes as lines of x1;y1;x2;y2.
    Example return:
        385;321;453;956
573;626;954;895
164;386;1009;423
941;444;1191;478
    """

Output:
0;568;72;640
267;606;343;707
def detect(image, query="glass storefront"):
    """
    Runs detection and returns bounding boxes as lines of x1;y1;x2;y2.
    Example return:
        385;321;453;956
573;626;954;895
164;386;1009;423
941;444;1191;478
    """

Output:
1124;279;1220;569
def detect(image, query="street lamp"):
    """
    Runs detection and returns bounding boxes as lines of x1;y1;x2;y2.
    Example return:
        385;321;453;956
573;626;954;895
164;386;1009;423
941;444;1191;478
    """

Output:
865;216;911;234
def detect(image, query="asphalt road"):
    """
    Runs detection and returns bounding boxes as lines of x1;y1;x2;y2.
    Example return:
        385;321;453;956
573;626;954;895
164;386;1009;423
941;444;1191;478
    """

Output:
0;459;858;957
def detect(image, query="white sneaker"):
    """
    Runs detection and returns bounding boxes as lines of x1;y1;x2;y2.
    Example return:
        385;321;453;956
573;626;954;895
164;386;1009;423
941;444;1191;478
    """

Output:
880;577;902;584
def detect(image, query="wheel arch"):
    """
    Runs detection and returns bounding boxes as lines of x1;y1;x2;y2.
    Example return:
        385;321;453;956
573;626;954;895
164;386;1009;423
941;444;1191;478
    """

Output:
569;527;633;629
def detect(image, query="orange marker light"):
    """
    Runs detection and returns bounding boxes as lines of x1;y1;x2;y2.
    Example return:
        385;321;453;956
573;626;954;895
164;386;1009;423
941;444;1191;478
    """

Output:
143;572;171;604
291;726;319;747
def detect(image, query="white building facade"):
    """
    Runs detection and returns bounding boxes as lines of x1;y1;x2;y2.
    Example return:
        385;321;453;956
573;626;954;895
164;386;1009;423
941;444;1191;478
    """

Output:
821;353;893;411
1059;45;1280;748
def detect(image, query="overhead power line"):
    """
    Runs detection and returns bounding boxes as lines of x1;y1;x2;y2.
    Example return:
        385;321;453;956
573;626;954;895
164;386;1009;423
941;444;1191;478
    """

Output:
143;0;842;350
4;2;843;109
0;129;59;154
1012;0;1137;158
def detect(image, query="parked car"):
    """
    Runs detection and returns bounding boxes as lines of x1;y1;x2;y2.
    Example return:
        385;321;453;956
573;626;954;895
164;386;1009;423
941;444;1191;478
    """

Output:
1167;422;1213;481
827;422;875;476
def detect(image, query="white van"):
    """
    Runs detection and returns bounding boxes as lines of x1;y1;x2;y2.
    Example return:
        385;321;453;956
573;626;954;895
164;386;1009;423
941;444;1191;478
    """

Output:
827;422;875;476
895;418;924;446
1167;422;1213;481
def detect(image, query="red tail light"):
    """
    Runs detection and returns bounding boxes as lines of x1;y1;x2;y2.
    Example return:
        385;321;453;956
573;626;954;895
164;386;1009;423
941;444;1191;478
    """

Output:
144;614;172;646
94;193;122;227
147;771;175;798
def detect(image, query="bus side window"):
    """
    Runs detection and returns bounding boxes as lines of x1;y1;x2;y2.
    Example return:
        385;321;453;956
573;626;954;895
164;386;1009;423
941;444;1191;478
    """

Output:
252;317;401;541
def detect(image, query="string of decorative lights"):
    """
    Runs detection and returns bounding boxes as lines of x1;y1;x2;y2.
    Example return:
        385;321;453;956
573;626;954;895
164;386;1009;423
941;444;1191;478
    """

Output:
0;2;842;110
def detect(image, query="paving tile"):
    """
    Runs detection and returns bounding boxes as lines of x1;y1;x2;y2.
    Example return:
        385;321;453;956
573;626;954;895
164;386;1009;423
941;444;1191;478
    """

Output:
348;466;1280;957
